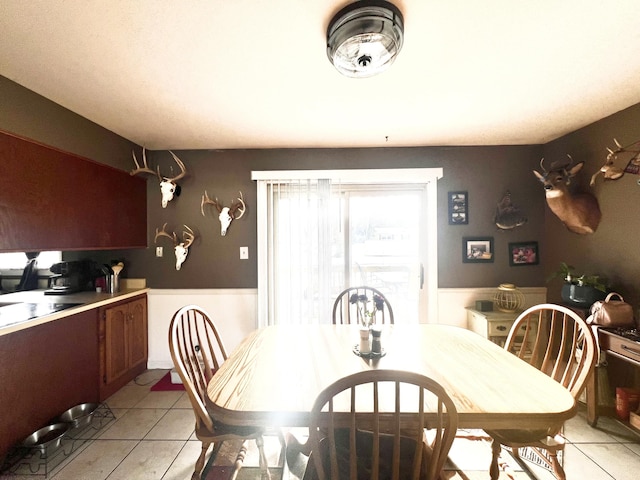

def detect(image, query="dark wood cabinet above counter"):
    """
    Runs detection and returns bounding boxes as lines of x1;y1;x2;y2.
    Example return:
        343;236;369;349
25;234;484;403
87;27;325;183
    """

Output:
0;130;147;252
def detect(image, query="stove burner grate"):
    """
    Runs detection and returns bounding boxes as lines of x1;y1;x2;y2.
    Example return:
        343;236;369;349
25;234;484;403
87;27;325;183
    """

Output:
605;327;640;342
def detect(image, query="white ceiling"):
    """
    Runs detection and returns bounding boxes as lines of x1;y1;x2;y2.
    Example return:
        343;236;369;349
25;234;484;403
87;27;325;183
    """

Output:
2;1;640;150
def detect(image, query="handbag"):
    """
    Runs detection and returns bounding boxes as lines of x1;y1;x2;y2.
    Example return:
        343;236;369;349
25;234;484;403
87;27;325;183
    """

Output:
589;292;635;327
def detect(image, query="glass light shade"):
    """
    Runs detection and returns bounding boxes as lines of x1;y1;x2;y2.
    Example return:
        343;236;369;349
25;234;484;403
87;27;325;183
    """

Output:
327;1;404;78
493;283;525;313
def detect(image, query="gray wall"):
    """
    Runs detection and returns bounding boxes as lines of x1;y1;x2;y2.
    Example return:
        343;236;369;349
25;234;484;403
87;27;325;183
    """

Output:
120;146;546;289
0;75;556;291
543;103;640;309
0;76;136;170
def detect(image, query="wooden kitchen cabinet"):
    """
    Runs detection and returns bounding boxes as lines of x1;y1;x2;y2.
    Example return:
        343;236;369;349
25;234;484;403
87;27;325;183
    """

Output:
0;309;99;459
99;294;148;400
0;129;147;252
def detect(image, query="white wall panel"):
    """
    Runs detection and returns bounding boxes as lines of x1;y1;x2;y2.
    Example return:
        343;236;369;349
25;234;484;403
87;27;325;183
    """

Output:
147;289;257;369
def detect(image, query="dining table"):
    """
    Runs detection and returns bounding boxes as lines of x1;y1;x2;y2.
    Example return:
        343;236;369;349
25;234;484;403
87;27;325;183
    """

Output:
206;324;577;432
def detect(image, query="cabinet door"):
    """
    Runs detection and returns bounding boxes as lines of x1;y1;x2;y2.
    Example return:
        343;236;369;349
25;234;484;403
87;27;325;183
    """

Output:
0;129;147;251
128;297;148;370
104;304;129;383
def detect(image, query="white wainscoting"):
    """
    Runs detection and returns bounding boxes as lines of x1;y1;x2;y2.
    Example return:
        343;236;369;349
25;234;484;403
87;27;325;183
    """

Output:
147;286;547;368
147;289;257;369
436;287;548;328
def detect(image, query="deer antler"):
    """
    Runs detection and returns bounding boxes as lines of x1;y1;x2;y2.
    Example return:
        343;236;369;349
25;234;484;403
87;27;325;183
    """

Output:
229;191;246;219
539;158;547;174
154;223;177;245
163;151;187;182
130;148;161;180
181;225;195;248
201;190;222;215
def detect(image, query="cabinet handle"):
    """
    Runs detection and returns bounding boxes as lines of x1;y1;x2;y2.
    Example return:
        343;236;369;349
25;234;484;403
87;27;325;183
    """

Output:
621;344;640;357
496;325;507;331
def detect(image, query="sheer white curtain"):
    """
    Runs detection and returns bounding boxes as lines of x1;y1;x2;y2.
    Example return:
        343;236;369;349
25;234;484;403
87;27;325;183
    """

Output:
254;178;338;326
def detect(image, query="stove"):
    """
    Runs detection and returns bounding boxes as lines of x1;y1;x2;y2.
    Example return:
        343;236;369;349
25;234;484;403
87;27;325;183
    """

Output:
602;327;640;342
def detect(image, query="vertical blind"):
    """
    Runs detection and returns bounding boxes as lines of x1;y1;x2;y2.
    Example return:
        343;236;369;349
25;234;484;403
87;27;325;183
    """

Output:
257;178;337;326
253;168;443;327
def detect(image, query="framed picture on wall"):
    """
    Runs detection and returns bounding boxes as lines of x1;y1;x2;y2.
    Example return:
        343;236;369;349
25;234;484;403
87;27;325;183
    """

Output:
448;191;468;225
462;237;494;263
509;241;539;266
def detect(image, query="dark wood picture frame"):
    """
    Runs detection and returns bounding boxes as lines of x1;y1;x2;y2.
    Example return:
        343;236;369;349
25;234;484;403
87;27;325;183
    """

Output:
509;241;539;266
448;191;468;225
462;237;494;263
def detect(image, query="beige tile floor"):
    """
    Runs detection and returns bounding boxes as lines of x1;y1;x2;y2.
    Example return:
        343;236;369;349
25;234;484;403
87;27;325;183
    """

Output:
3;369;640;480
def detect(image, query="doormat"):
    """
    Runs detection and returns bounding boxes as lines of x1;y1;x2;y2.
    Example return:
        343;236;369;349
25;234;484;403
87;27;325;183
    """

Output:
150;371;185;391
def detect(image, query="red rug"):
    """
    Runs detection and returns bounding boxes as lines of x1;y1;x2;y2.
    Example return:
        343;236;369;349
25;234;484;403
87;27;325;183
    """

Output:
150;371;185;391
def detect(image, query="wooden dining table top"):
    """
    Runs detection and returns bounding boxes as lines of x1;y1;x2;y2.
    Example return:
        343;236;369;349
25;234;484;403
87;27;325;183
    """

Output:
206;324;577;431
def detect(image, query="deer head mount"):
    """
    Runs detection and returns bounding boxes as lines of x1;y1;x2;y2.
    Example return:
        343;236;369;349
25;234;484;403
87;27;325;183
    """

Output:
130;148;187;208
533;155;601;235
201;191;246;236
154;223;195;270
591;138;636;186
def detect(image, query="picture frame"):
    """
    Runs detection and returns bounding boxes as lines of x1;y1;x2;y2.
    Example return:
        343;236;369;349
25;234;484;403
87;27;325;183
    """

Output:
509;241;539;266
462;237;494;263
448;191;468;225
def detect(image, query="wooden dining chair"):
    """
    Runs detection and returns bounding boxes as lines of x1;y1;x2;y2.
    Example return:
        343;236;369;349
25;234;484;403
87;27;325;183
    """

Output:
303;369;458;480
332;286;394;325
169;305;274;480
484;303;597;480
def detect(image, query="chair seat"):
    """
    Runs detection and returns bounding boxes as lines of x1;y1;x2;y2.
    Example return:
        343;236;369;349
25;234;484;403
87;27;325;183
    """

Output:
303;429;429;480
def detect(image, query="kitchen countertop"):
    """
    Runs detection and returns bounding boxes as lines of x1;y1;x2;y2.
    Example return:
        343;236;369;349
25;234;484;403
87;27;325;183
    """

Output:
0;286;150;336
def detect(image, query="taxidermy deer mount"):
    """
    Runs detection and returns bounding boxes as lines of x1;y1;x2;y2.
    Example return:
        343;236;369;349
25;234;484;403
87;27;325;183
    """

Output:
201;191;246;236
130;148;187;208
494;191;527;230
590;138;638;186
533;156;601;235
154;223;195;270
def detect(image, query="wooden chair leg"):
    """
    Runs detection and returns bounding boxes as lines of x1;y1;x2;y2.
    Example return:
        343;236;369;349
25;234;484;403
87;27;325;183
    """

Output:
193;440;211;480
255;435;271;480
229;441;249;480
549;451;566;480
489;438;501;480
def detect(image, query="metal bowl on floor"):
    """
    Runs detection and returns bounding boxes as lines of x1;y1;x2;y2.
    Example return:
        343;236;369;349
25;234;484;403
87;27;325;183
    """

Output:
58;402;100;429
22;423;70;453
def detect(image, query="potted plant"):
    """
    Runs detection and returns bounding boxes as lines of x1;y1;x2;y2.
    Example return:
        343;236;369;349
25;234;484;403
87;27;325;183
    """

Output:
548;262;609;308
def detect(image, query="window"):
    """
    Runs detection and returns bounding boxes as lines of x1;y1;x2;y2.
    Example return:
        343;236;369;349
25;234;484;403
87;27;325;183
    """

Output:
0;251;61;270
252;168;442;327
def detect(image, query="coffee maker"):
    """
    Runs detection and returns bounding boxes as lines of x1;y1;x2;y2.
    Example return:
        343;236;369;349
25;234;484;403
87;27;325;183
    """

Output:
44;260;93;295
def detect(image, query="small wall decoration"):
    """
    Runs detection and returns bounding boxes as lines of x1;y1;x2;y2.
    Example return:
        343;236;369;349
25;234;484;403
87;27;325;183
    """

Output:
448;191;468;225
508;241;539;266
494;191;527;230
462;237;494;263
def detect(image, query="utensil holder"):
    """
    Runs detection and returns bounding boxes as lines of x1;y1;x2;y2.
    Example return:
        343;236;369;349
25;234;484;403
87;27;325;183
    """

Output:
108;275;119;294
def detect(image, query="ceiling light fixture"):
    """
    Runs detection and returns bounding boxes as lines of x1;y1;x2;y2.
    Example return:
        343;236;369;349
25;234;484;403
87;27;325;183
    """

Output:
326;0;404;78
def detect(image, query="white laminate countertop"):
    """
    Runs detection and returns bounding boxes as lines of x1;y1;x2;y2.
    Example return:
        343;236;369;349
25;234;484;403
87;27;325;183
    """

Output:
0;287;150;337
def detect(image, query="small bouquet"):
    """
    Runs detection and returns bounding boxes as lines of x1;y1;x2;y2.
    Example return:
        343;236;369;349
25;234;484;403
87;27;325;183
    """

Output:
349;292;385;328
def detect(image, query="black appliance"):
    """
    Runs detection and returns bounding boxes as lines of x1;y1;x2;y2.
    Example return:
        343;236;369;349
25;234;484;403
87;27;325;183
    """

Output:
44;260;93;295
